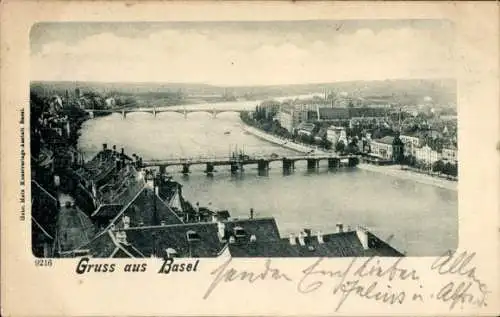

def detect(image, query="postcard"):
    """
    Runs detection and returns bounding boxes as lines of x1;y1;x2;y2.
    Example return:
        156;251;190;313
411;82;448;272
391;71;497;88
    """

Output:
1;1;498;316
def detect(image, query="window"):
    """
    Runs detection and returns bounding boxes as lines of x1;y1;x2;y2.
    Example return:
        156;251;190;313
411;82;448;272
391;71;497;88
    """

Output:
233;226;246;238
165;248;177;258
186;230;201;242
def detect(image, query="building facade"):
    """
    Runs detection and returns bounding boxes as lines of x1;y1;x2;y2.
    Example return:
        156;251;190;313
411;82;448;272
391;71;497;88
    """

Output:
326;126;346;145
369;136;404;162
415;145;441;164
370;138;394;160
441;147;458;163
400;134;422;156
276;106;295;133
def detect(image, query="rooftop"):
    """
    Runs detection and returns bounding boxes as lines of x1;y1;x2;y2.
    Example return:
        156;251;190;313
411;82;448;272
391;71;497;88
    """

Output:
116;222;223;258
223;217;281;243
105;186;184;229
373;136;396;145
228;229;403;257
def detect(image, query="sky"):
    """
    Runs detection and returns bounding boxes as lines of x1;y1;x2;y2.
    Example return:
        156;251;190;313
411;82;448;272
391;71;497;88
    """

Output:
30;20;455;86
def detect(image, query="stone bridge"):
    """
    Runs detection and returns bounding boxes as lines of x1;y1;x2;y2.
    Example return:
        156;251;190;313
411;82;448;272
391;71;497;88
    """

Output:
85;106;246;119
142;153;360;174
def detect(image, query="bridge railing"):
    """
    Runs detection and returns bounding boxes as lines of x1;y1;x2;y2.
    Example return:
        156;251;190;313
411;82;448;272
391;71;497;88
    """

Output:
142;153;359;165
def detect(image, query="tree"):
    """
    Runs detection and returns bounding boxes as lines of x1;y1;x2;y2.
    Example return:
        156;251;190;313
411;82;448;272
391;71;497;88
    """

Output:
432;160;445;173
335;140;346;153
346;138;359;154
392;134;405;163
442;162;457;176
404;155;416;167
322;139;333;150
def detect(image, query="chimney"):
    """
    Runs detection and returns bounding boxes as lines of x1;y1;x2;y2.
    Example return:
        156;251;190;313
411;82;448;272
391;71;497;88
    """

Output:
336;223;344;233
217;222;226;241
304;228;312;237
356;226;369;250
289;233;296;245
103;143;108;151
54;175;60;187
121;147;125;156
122;216;130;229
298;232;306;246
250;208;254;219
317;231;324;244
115;231;127;244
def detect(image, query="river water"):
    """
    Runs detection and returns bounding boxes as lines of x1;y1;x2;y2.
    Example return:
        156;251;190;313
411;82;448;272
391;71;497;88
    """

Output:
78;110;458;256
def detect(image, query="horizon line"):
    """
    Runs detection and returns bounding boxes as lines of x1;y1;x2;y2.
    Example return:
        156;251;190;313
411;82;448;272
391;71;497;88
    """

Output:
30;77;457;88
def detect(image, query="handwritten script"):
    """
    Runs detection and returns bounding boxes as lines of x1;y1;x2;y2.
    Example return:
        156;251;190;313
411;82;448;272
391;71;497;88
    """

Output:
431;250;489;310
203;251;489;312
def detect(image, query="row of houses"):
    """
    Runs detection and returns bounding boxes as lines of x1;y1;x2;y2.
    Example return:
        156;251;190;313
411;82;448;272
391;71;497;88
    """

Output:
323;124;458;165
368;134;458;164
276;103;389;133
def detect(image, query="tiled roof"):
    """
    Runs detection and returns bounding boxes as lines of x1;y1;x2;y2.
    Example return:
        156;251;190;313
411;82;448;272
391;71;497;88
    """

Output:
228;230;403;257
78;231;117;258
98;166;145;205
223;217;281;243
75;150;117;183
228;240;297;257
113;187;184;228
157;178;181;202
91;204;122;219
373;136;395;145
78;224;402;258
228;231;364;257
76;149;134;185
118;222;223;258
114;242;147;258
31;180;58;205
363;232;403;257
32;216;54;241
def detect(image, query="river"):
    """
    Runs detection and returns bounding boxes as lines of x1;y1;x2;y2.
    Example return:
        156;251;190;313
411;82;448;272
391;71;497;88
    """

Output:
78;109;457;256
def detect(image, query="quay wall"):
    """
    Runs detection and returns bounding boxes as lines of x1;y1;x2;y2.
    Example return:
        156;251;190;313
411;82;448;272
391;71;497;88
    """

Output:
241;124;328;155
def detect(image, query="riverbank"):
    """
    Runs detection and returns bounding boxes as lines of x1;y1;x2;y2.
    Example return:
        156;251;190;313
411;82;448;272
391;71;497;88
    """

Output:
241;122;457;191
358;164;457;191
241;124;328;154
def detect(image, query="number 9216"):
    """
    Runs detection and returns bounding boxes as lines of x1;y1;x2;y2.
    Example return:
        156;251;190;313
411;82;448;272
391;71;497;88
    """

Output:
34;259;53;267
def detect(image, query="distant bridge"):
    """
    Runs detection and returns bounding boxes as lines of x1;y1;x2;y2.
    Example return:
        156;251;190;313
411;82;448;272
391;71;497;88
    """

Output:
142;153;360;174
84;105;248;119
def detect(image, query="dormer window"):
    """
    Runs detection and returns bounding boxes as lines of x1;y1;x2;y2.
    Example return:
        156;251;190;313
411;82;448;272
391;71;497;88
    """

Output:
233;226;246;238
186;230;201;242
165;248;177;259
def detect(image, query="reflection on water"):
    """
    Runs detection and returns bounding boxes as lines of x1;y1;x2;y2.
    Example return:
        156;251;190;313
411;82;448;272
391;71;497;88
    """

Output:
79;112;458;256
